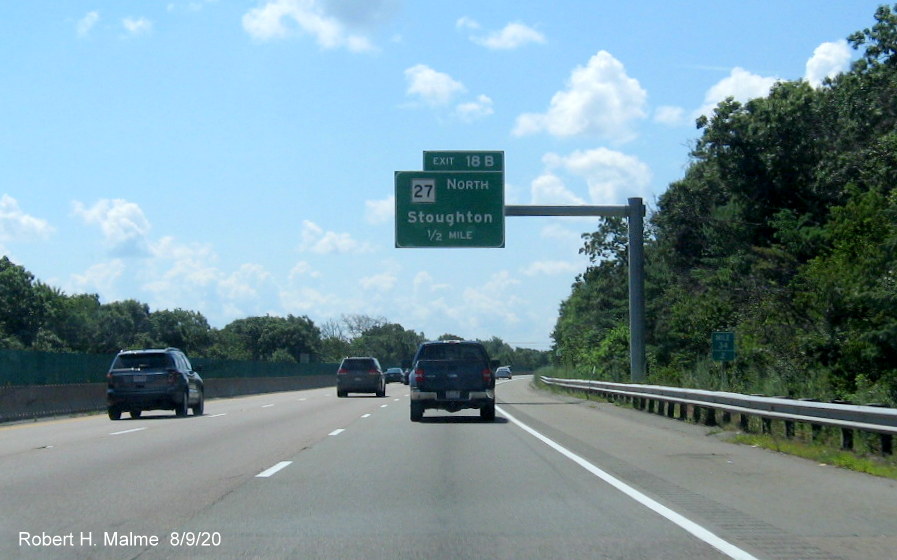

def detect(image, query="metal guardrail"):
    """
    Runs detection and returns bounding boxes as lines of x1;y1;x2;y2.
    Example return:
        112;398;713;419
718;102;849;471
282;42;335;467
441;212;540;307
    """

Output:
540;377;897;454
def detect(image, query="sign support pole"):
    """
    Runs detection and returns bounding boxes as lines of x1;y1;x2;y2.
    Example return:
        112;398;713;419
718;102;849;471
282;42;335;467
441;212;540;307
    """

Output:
505;198;647;383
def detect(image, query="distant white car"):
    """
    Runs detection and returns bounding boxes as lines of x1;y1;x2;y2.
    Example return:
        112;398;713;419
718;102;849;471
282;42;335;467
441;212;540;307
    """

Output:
495;366;512;380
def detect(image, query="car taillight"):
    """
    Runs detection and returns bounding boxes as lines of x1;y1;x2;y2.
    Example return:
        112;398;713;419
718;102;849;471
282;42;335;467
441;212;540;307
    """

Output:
167;369;179;384
337;368;348;375
414;367;424;384
369;369;380;375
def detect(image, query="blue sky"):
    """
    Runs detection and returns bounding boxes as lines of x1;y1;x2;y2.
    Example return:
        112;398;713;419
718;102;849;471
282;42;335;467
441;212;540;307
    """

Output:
0;1;876;350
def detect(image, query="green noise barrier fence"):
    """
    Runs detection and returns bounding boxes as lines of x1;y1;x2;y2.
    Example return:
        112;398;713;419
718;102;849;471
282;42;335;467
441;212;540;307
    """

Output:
0;349;337;386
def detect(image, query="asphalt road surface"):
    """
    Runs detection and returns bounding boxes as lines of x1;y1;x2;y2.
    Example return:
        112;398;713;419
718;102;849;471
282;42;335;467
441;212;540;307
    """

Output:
2;376;896;560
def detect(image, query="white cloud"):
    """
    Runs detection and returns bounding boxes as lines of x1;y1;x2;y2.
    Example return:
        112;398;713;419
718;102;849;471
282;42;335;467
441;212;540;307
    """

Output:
289;260;320;279
359;271;397;292
805;39;852;87
69;260;126;300
72;198;151;256
77;11;100;38
0;195;54;241
299;220;373;254
146;236;220;288
280;285;341;313
461;271;522;326
364;195;393;225
695;67;778;119
513;50;647;142
530;173;585;206
521;260;582;276
540;224;583;247
404;64;466;106
458;18;546;50
242;0;375;52
455;94;494;122
122;17;153;37
218;263;271;301
543;148;652;204
654;105;686;126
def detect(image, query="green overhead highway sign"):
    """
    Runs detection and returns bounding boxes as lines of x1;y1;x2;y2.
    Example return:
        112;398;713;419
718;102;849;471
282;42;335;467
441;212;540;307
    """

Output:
423;150;504;172
395;170;504;248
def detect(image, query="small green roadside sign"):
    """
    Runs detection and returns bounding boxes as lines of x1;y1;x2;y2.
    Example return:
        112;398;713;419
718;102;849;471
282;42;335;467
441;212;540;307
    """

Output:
395;170;504;248
711;331;736;362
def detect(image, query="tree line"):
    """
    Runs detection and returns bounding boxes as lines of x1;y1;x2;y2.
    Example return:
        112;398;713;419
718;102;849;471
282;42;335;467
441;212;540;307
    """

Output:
552;5;897;404
0;256;549;371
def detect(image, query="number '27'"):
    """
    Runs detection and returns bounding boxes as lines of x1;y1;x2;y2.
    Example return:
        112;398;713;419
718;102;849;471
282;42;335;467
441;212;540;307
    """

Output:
412;179;436;203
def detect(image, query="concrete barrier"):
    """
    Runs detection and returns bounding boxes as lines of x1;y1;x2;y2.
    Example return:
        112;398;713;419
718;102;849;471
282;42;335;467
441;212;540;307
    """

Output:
0;375;336;423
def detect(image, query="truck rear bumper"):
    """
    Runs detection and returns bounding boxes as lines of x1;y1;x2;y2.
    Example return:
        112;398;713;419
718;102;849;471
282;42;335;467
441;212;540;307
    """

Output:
410;390;494;412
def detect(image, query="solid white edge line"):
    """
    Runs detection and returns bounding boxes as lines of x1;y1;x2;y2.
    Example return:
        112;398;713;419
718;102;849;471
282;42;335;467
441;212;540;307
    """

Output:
496;405;761;560
256;461;292;478
109;427;146;436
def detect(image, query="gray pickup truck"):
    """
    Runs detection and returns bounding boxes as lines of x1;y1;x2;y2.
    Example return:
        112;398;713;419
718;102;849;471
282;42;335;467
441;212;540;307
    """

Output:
406;340;497;422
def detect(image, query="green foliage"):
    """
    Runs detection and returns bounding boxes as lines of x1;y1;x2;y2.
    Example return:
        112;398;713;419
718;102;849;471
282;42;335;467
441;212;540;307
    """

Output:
350;322;424;367
0;259;550;374
552;6;897;404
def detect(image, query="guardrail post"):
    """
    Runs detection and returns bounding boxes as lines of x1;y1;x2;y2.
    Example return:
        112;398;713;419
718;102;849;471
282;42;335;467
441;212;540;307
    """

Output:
841;428;854;451
882;434;893;456
762;418;772;434
703;408;717;427
739;413;750;432
784;420;795;439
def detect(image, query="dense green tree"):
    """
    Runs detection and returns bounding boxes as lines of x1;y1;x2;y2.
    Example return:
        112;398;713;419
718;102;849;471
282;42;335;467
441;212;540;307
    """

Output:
93;300;152;353
552;5;897;402
351;323;424;367
0;256;45;347
221;315;321;363
149;309;212;355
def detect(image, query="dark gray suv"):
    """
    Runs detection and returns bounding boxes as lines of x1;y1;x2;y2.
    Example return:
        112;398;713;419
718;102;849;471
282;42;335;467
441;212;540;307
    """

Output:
336;357;385;398
106;348;204;420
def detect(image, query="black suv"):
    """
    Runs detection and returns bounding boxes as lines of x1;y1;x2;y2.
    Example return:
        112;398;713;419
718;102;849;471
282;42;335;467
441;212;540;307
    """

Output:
106;348;204;420
336;357;385;397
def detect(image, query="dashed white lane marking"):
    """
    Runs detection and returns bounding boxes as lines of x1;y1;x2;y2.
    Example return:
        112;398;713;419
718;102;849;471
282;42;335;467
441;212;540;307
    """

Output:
361;414;371;418
256;461;292;478
329;429;345;436
207;413;226;418
497;406;760;560
109;427;146;436
380;404;388;408
261;404;274;408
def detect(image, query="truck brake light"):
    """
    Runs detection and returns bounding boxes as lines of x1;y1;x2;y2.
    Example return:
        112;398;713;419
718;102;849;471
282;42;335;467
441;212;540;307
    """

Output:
414;367;424;384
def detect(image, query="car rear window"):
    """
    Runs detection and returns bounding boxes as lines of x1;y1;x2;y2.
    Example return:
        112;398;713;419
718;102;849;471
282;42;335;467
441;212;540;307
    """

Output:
112;353;171;370
418;344;485;362
341;358;376;370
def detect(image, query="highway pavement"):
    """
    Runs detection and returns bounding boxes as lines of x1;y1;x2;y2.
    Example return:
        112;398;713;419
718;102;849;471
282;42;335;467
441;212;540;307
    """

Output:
2;376;896;559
